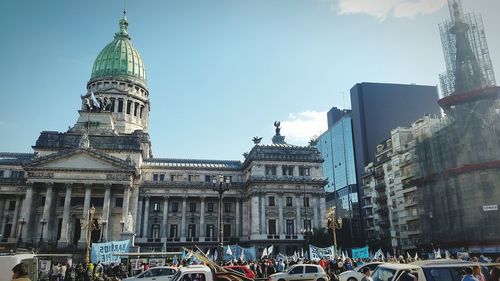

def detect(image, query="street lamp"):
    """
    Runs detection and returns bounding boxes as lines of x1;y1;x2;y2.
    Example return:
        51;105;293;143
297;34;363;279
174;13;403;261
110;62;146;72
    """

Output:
300;226;313;257
324;207;342;254
81;206;102;264
100;219;107;242
212;174;230;264
17;218;26;246
39;218;47;247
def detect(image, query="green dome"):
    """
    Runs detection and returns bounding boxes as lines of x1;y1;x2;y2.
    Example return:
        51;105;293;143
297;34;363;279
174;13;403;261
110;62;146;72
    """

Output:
90;15;147;87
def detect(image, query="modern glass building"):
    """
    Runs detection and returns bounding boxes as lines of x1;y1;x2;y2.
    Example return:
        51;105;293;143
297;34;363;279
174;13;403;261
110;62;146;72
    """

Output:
317;108;361;246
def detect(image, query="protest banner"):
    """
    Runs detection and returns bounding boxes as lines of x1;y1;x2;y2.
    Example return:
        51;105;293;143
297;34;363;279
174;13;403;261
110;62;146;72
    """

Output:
309;245;335;260
351;246;370;259
90;240;130;264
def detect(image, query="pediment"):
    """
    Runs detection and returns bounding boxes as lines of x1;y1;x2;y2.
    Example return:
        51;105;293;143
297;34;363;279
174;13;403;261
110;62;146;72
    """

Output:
25;148;136;172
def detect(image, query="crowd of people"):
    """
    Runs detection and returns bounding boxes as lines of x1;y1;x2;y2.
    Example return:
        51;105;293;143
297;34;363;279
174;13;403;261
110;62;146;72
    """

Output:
9;254;500;281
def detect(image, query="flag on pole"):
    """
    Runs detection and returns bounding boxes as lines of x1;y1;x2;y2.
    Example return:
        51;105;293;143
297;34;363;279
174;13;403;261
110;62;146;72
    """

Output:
407;252;411;259
214;250;218;261
445;250;450;259
386;252;391;259
373;249;382;260
436;248;442;259
240;247;245;261
261;247;268;259
267;245;274;256
300;248;304;258
414;252;418;260
173;255;178;266
90;92;100;108
341;251;346;261
206;249;210;257
226;245;233;256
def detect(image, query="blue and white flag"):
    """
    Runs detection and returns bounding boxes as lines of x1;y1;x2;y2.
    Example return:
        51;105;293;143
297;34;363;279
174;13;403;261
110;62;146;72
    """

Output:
90;240;130;264
90;92;100;108
352;246;370;259
309;245;335;261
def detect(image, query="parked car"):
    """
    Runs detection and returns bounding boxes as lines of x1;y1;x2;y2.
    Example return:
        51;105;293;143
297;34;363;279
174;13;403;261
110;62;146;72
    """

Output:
123;266;178;281
339;262;385;281
268;264;329;281
371;259;493;281
224;266;255;279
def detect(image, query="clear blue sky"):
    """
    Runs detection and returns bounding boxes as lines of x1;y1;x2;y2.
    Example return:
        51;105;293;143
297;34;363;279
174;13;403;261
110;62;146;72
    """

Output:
0;0;499;160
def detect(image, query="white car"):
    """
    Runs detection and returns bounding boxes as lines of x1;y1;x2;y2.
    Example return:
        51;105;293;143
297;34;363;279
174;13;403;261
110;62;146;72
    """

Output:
269;264;329;281
123;266;178;281
339;262;384;281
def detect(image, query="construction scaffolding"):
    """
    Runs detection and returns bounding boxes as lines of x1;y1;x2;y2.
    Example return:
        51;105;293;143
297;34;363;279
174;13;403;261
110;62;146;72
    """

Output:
438;0;496;97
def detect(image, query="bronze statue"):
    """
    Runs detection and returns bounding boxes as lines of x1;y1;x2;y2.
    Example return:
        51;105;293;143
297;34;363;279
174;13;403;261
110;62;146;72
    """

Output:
274;121;281;135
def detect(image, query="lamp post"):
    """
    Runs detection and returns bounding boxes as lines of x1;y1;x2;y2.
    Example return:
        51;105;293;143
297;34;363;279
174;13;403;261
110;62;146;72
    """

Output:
324;207;342;254
300;226;313;257
212;174;230;265
81;206;102;264
39;218;47;248
100;219;107;242
17;217;26;246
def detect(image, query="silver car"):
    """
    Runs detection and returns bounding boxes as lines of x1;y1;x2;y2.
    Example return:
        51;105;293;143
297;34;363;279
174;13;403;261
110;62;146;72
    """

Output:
123;266;178;281
269;264;329;281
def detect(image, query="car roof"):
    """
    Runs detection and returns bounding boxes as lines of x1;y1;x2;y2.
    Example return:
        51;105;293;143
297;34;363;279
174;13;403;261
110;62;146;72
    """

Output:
377;263;421;270
411;260;483;268
179;265;211;273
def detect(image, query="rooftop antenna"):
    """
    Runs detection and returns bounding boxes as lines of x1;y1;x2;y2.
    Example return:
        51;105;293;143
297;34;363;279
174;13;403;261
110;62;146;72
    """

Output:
123;0;127;18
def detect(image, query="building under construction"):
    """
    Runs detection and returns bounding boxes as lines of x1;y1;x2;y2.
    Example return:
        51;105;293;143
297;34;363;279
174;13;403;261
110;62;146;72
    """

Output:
438;0;496;98
413;1;500;252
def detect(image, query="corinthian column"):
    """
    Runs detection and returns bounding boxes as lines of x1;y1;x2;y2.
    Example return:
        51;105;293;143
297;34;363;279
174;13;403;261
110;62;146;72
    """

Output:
58;184;72;247
20;182;34;240
41;182;54;240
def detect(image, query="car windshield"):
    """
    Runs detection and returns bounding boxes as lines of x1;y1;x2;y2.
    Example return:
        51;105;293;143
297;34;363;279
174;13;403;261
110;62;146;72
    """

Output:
372;268;396;281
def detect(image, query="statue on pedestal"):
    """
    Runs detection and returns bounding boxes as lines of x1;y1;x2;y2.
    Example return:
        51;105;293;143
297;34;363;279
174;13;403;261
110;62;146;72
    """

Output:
125;212;134;232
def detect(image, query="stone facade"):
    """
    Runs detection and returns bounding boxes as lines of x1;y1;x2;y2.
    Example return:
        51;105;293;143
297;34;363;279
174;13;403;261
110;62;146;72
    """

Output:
0;13;326;257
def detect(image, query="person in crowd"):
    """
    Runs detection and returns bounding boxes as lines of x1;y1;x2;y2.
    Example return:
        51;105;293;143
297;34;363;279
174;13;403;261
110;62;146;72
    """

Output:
473;266;486;281
489;267;500;281
361;267;373;281
11;263;31;281
462;267;480;281
399;270;417;281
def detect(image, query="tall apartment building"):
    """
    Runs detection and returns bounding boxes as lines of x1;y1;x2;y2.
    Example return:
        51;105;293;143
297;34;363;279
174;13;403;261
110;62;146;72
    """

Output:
362;116;442;255
350;83;441;233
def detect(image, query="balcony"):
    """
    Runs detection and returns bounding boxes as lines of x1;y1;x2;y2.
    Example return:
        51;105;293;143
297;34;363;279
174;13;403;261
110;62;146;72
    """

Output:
267;234;280;239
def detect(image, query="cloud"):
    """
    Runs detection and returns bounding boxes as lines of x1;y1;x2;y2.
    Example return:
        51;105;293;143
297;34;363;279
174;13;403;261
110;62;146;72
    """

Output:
335;0;447;21
281;111;327;144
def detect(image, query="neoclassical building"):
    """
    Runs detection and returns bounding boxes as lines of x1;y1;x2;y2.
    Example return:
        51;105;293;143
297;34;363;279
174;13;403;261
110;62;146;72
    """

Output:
0;13;327;257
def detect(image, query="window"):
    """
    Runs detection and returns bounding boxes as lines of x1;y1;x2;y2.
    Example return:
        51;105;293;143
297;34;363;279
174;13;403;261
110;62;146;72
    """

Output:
134;102;139;116
0;170;3;177
171;202;179;213
8;201;16;211
269;196;275;206
282;166;294;176
207;202;214;212
126;100;132;114
188;224;196;238
118;99;123;112
303;219;311;231
286;197;293;206
265;165;277;176
224;203;232;213
169;225;178;238
140;105;144;118
153;174;159;181
268;219;276;235
206;224;215;238
189;203;196;212
305;266;318;273
110;98;115;112
188;175;193;182
153;202;160;212
205;175;211;182
286;220;295;235
299;166;310;176
223;224;231;238
115;197;123;207
159;174;165;181
289;266;303;275
303;197;310;207
59;197;65;207
152;224;160;239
